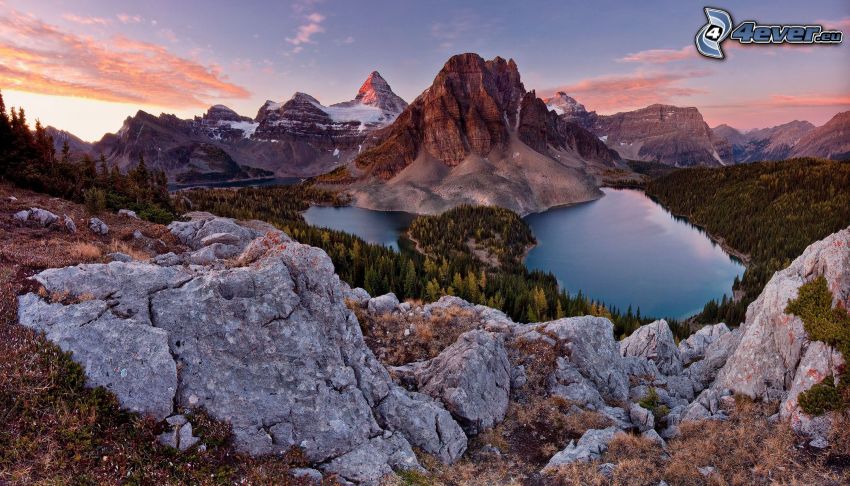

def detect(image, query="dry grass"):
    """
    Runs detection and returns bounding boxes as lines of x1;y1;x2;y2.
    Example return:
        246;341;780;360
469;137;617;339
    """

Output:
542;396;848;486
68;241;103;261
356;304;480;366
107;240;149;261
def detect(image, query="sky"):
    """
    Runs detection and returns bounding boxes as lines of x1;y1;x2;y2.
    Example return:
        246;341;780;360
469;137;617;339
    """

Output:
1;0;848;141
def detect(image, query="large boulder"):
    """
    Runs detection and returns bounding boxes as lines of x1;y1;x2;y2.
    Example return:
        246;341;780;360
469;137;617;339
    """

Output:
17;222;474;483
368;293;400;315
620;319;683;375
88;217;108;235
395;330;511;434
376;387;467;463
684;328;741;392
14;207;59;227
534;316;629;402
714;227;849;410
678;323;730;366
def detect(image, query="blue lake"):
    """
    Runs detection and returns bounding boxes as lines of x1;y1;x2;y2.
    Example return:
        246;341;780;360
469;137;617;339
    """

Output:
303;188;745;319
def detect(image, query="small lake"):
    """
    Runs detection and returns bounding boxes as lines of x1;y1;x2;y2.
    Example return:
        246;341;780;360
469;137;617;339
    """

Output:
302;188;745;318
524;188;745;318
303;206;416;251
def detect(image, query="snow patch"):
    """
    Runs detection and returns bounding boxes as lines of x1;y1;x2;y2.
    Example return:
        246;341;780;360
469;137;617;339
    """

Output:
227;121;259;138
599;135;608;143
333;148;340;157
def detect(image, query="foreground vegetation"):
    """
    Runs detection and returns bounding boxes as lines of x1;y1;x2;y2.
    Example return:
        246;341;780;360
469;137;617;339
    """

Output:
646;158;850;325
0;90;175;223
786;276;850;416
184;185;653;335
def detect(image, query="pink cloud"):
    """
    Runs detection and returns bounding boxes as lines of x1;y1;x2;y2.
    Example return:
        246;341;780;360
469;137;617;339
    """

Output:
0;11;249;108
286;12;325;46
116;13;142;24
62;14;111;26
543;71;707;113
617;46;695;64
770;94;850;107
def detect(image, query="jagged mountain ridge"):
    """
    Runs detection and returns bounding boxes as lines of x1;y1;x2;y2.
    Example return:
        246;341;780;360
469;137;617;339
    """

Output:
789;110;850;160
712;120;816;163
544;93;732;167
347;53;618;215
85;71;407;184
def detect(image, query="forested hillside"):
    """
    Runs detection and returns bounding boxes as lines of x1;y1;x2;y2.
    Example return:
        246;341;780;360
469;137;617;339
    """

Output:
647;158;850;324
184;186;652;335
408;205;535;270
0;90;174;223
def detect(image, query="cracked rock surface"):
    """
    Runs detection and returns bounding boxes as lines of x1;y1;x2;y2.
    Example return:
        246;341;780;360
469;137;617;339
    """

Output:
17;213;465;484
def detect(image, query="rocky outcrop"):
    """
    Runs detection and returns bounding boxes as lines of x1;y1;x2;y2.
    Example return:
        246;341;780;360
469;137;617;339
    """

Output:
17;214;471;484
711;226;850;440
678;323;730;366
88;217;108;235
620;319;683;376
393;330;511;435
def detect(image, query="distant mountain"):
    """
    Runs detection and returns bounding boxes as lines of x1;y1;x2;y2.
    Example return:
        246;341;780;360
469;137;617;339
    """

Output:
86;71;407;184
45;126;92;157
713;120;815;163
790;111;850;160
347;53;618;215
545;99;732;167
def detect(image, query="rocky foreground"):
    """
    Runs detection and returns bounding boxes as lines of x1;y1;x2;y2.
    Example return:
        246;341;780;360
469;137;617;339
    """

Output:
15;212;850;484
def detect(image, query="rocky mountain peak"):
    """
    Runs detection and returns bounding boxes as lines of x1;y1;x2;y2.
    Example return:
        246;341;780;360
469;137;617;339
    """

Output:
347;70;408;115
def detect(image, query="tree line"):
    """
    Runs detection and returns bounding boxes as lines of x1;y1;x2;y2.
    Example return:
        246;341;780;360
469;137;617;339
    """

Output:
646;158;850;325
0;90;174;223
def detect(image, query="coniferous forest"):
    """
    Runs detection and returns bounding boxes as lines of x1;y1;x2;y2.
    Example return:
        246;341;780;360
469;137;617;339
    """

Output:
647;158;850;324
0;90;174;223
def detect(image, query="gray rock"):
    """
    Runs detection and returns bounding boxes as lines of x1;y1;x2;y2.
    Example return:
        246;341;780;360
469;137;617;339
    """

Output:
642;429;666;449
809;437;829;449
398;302;411;313
157;429;178;449
152;252;183;267
17;228;433;478
178;422;200;451
63;214;77;234
698;466;715;477
684;329;741;392
344;287;371;307
290;468;323;483
620;320;683;375
107;252;133;263
405;330;511;435
18;293;177;420
600;406;633;430
320;433;422;485
548;357;604;410
15;207;58;227
167;212;267;251
200;232;242;247
539;316;629;402
630;402;655;432
682;388;732;422
7;195;17;201
118;209;139;219
166;414;188;426
678;323;730;365
368;293;400;315
510;364;527;389
376;387;467;464
543;427;623;471
186;243;241;265
663;375;697;402
88;217;108;235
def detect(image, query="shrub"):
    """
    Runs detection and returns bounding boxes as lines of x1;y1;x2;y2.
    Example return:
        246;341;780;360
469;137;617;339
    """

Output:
785;276;850;414
83;187;106;214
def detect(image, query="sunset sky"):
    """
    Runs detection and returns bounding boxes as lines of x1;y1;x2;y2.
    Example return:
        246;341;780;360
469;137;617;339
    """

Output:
1;0;848;141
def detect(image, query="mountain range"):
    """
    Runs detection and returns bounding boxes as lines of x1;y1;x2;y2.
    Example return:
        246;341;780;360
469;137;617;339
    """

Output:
49;53;849;205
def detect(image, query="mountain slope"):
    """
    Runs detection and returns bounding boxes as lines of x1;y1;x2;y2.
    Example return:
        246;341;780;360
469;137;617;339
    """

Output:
713;120;815;163
790;111;850;160
347;54;615;215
